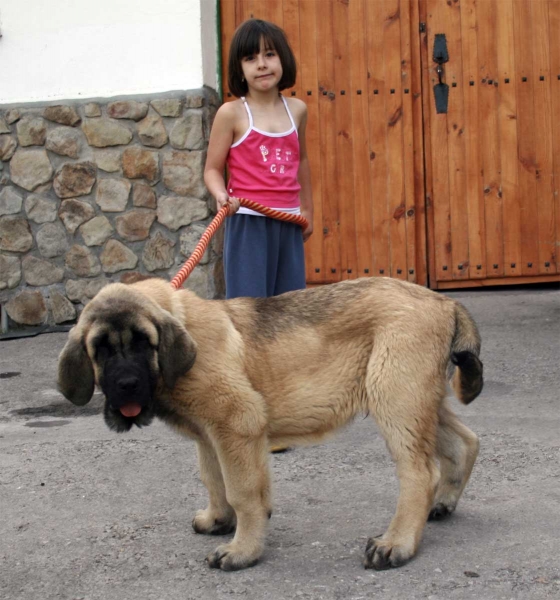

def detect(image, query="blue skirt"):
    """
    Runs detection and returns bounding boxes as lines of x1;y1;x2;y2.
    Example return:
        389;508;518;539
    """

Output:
223;214;306;299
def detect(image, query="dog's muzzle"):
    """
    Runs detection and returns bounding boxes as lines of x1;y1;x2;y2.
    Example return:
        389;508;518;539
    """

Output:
101;358;157;432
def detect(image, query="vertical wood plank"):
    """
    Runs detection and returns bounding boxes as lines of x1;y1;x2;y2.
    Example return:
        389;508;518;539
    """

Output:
238;0;253;21
400;0;418;284
299;0;325;282
426;0;452;281
220;0;237;99
317;0;341;282
444;0;469;280
409;0;428;286
261;0;284;27
349;0;374;279
419;0;438;287
550;0;560;273
380;0;406;281
532;0;557;274
496;0;521;278
282;0;302;98
332;0;357;279
366;0;390;278
460;0;486;280
477;0;504;278
513;0;540;275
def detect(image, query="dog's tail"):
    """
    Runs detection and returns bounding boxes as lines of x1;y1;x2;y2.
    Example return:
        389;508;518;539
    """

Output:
449;303;483;405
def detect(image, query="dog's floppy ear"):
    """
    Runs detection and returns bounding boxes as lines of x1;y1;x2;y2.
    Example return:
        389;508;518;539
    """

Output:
157;311;197;389
58;326;95;406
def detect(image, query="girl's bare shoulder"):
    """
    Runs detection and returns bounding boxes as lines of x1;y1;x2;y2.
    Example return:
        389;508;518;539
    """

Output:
216;99;245;119
284;97;308;126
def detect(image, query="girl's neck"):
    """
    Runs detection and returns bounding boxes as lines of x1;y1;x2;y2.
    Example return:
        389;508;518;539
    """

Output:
244;88;282;107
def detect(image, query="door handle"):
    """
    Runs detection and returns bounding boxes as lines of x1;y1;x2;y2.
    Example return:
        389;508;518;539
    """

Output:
433;33;449;114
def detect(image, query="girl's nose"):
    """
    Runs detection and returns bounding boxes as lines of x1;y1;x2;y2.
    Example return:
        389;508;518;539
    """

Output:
256;54;266;67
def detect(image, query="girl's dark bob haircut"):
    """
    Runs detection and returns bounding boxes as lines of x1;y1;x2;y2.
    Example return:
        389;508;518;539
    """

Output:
228;19;297;98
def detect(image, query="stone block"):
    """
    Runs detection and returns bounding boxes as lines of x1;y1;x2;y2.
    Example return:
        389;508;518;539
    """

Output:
0;216;33;252
10;149;53;192
107;101;149;121
0;255;21;290
58;199;95;233
36;222;69;258
157;195;209;232
95;178;131;212
162;151;206;197
53;161;97;198
44;105;81;126
142;231;175;272
65;244;102;277
45;127;82;158
80;215;114;246
5;290;47;325
122;147;160;184
22;255;64;286
17;117;47;146
0;187;23;216
100;239;138;273
82;119;133;147
49;291;77;323
115;209;156;242
24;195;58;223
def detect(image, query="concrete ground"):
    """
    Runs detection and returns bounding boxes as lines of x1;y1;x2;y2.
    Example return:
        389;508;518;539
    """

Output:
0;283;559;600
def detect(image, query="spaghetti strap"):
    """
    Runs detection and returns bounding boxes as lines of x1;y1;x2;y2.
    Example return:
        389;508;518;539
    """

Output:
241;96;254;129
281;95;297;131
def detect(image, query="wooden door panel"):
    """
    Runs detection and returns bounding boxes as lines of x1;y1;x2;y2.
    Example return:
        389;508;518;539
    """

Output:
423;0;560;288
220;0;428;286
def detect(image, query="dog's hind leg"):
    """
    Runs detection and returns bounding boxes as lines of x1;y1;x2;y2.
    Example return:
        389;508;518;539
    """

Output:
429;400;479;521
363;351;441;570
206;433;271;571
192;438;236;535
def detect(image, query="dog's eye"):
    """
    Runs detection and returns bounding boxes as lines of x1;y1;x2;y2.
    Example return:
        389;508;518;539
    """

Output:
131;330;153;351
94;335;112;360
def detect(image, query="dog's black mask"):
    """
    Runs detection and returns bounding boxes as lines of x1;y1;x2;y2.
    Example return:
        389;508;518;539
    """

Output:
99;339;159;433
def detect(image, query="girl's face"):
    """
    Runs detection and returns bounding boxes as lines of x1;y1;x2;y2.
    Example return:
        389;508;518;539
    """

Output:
240;38;283;93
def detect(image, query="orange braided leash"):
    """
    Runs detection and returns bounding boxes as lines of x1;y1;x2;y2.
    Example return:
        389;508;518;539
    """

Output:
170;198;308;290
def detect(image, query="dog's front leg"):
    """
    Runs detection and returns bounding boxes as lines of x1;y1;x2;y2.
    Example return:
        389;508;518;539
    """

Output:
205;433;271;571
192;438;236;535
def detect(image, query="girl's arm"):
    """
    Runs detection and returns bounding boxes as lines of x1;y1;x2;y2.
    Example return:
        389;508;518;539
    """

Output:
204;103;240;215
297;105;314;241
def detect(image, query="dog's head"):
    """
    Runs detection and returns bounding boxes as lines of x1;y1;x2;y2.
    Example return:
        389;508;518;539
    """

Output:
57;281;197;432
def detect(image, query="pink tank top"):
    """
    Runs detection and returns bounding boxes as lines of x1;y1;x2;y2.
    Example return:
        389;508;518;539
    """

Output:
226;96;301;211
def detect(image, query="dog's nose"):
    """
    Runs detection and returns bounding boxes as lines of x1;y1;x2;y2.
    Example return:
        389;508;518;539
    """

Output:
117;376;140;394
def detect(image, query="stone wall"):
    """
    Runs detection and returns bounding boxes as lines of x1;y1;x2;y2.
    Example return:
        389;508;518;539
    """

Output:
0;89;224;329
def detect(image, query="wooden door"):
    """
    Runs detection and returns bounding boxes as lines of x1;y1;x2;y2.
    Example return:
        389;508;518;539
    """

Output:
421;0;560;288
220;0;428;286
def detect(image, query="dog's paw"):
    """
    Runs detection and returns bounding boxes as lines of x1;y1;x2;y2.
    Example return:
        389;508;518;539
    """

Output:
428;502;454;521
206;542;261;571
363;536;414;570
192;510;236;536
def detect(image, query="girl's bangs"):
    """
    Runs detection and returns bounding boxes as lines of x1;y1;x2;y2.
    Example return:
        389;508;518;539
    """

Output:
238;30;276;58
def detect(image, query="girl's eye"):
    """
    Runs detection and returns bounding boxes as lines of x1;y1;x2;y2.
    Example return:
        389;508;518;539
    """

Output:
266;51;276;57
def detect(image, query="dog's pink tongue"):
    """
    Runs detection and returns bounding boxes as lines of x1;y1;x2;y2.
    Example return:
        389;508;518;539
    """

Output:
120;403;142;418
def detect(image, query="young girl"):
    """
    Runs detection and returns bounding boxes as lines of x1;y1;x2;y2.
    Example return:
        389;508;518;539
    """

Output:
204;18;313;299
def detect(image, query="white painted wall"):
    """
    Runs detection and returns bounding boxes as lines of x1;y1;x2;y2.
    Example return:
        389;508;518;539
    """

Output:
0;0;219;105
